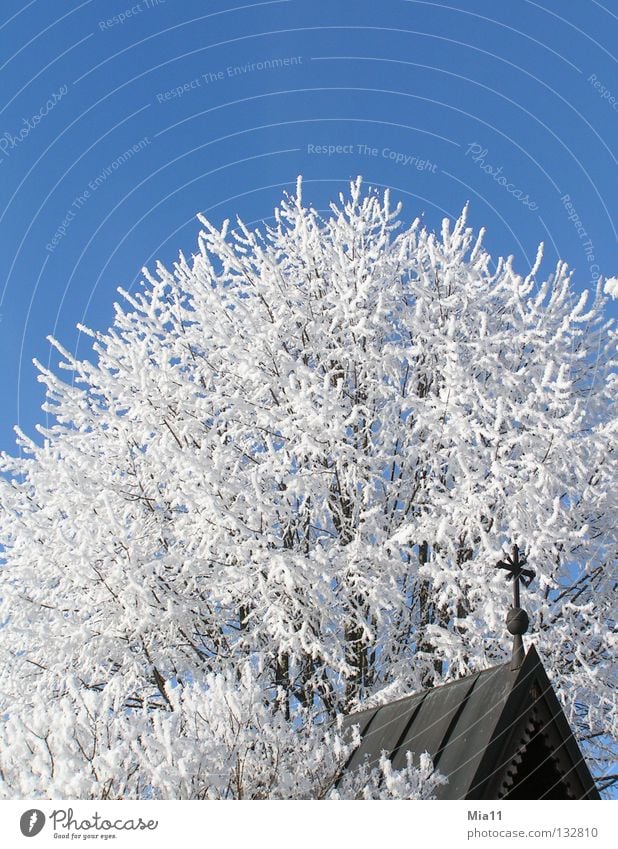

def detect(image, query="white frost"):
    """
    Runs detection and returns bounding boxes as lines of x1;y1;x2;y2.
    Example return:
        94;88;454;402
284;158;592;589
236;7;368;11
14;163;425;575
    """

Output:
603;276;618;299
0;179;615;799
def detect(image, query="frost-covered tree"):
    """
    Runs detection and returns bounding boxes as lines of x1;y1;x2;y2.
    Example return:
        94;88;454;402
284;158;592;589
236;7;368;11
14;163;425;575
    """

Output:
0;178;616;798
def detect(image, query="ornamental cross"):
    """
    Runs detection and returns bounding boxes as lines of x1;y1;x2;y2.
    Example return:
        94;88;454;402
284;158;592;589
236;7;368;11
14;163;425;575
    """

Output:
495;544;536;669
496;544;535;609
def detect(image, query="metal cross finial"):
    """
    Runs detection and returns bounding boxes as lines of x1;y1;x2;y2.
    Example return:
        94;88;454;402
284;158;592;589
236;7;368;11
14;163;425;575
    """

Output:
495;544;535;669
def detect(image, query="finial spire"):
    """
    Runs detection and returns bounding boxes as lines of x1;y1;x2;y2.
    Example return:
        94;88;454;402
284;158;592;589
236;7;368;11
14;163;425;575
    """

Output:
496;544;535;669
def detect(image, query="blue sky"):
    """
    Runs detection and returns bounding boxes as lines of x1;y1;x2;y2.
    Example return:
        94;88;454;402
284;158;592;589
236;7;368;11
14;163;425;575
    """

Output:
0;0;616;451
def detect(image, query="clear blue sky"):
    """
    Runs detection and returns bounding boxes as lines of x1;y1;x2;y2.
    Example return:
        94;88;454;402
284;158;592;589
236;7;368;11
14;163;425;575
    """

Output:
1;0;616;451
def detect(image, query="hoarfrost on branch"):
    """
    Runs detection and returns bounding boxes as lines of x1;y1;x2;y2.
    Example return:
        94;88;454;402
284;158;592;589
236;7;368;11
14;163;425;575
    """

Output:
0;178;615;798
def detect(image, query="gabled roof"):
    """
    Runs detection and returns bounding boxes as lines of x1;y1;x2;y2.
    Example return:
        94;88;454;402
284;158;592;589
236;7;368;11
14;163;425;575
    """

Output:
341;646;600;799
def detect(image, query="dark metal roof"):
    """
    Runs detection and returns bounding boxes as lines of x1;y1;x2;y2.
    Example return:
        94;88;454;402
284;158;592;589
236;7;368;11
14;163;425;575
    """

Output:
341;646;600;800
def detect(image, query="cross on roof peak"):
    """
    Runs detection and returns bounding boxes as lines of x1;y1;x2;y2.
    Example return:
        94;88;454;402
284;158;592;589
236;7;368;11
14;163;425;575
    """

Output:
495;543;536;670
